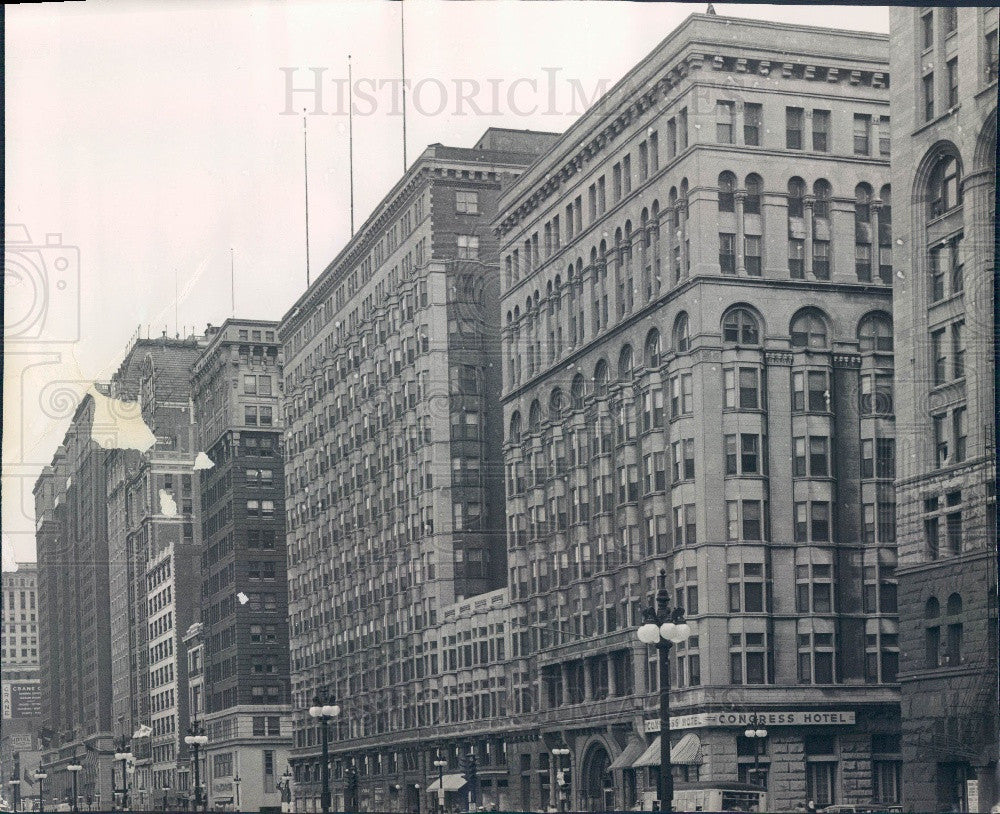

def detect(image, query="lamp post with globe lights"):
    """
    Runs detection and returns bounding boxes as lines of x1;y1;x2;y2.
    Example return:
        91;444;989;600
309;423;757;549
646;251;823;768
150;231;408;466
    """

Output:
636;570;691;814
743;714;768;791
432;755;447;813
308;694;341;814
277;767;293;814
66;764;83;814
184;719;209;812
33;769;47;814
113;735;134;811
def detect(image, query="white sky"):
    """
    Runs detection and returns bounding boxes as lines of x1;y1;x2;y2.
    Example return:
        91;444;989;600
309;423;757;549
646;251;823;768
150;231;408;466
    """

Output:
2;1;889;565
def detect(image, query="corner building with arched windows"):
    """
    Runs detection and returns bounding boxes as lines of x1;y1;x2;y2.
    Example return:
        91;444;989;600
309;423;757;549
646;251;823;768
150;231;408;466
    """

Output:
889;7;998;813
497;14;902;811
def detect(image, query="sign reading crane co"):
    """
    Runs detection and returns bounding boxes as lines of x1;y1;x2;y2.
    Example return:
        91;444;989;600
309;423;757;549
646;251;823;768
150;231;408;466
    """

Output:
644;710;856;733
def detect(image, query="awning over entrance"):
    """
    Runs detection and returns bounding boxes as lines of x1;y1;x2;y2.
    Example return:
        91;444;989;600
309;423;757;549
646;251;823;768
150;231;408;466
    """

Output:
609;737;649;771
632;732;702;767
427;773;467;792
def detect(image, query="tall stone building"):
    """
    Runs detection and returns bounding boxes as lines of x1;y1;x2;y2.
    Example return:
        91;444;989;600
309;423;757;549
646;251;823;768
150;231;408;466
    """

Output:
889;6;998;812
1;563;43;803
34;394;114;808
280;128;557;810
496;14;900;811
104;333;207;809
190;319;292;811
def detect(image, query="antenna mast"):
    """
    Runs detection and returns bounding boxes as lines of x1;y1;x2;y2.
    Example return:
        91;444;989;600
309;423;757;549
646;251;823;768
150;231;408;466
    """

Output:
303;112;312;287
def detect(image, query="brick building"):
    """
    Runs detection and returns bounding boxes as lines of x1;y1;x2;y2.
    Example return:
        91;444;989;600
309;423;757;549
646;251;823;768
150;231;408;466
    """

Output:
496;14;901;812
34;394;114;809
191;319;292;811
104;333;208;809
279;128;557;812
889;6;998;812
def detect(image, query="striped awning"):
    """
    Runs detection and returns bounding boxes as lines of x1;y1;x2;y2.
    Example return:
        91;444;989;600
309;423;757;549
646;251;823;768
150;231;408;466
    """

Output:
609;737;649;771
633;733;702;768
427;773;467;792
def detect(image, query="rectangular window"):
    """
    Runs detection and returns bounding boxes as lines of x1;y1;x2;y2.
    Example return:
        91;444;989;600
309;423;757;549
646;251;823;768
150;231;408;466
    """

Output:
922;11;934;49
457;235;479;259
947;58;959;108
789;239;805;278
812;503;831;541
745;236;762;276
679;108;688;149
923;73;935;122
455;191;479;214
744;103;762;146
853;114;871;155
812;109;830;151
612;162;622;203
953;406;967;462
987;29;999;84
716;100;735;143
719;233;736;275
932;329;947;385
934;414;949;467
878;115;891;157
951;321;965;379
667;118;677;157
813;241;830;279
786;107;804;149
930;245;947;301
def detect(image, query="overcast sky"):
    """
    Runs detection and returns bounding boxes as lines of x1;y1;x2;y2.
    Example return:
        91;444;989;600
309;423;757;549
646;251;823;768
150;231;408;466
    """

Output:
2;1;890;566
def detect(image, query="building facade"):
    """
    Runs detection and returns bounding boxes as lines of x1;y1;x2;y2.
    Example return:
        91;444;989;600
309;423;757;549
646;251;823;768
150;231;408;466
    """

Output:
34;395;115;809
104;334;208;809
191;319;293;812
1;563;43;808
280;128;558;812
889;6;998;813
496;14;901;812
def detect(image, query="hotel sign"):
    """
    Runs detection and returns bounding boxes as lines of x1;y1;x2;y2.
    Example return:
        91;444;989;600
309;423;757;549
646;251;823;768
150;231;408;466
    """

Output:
645;710;856;733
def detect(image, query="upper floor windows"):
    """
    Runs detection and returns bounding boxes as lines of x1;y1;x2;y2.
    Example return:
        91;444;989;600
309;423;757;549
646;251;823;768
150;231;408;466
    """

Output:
858;312;894;352
745;174;763;215
719;172;736;212
593;359;610;397
571;374;586;410
788;178;806;218
716;100;736;144
786;107;805;150
674;313;691;353
928;154;962;218
722;308;761;346
790;309;829;349
644;329;661;368
618;345;634;381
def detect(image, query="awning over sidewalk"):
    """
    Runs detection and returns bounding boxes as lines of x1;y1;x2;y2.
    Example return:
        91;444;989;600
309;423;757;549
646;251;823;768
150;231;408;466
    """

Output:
427;773;467;792
609;737;649;771
632;732;702;768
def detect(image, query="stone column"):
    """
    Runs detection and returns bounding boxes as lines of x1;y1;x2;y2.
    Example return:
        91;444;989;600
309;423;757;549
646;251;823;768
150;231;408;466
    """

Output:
583;659;594;702
803;195;815;277
561;662;570;706
607;655;618;697
735;190;747;274
870;199;882;283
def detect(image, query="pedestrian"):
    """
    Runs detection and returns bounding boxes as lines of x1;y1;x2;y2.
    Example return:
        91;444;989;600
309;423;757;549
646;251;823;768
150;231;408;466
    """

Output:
806;801;818;814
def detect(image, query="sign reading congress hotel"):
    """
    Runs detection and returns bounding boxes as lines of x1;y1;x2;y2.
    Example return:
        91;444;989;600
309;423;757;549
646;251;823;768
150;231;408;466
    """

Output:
645;711;856;733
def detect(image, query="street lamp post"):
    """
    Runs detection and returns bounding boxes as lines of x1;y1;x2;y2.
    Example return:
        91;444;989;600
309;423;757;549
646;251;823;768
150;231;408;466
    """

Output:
66;765;83;814
743;714;769;792
308;693;341;814
432;757;447;813
233;773;241;811
33;770;47;814
414;783;421;814
113;736;134;812
551;748;570;812
184;718;209;813
636;570;691;814
9;776;21;813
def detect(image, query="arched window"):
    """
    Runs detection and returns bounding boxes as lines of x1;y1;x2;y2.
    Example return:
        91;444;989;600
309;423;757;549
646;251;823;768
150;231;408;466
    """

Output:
673;312;691;353
509;411;522;443
570;373;586;409
946;593;962;615
640;208;651;249
593;359;609;397
618;345;634;380
549;388;564;420
790;309;829;348
929;153;962;217
858;312;893;352
669;187;679;228
925;597;940;619
718;171;736;212
788;177;806;218
855;183;873;223
723;308;761;345
745;173;763;215
528;400;541;432
813;179;832;219
644;328;661;368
